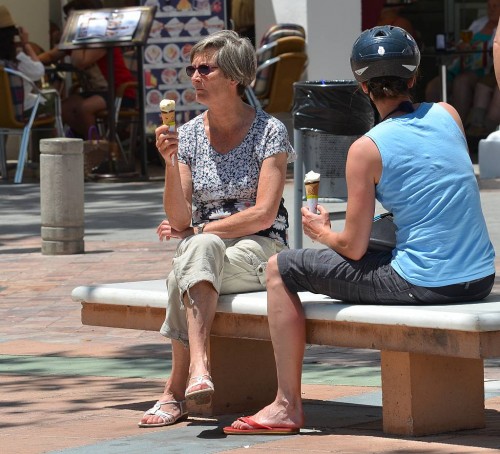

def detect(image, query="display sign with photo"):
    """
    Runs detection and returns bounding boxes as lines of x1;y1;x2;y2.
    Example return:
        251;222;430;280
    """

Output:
73;10;142;43
59;6;156;49
140;0;227;134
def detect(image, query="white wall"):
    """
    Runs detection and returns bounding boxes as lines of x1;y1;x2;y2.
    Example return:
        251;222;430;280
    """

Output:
3;0;51;50
255;0;362;81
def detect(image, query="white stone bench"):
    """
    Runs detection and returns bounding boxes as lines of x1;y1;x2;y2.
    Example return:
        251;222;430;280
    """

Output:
72;279;500;437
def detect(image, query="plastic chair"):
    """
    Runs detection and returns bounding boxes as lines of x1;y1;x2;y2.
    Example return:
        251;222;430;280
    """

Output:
0;66;64;183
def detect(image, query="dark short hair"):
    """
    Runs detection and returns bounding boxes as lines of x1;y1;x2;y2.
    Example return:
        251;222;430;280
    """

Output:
63;0;104;16
0;26;18;61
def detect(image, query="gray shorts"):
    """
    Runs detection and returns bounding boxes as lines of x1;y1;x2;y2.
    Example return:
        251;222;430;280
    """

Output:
277;248;494;305
160;233;286;344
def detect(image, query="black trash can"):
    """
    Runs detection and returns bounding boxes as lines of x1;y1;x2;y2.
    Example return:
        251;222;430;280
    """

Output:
293;80;374;199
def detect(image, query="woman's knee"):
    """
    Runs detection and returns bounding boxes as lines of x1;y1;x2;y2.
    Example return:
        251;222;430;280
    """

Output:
266;253;280;287
180;233;226;258
453;72;478;90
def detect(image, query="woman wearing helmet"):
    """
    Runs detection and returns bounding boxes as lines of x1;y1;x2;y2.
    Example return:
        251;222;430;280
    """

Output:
224;26;495;435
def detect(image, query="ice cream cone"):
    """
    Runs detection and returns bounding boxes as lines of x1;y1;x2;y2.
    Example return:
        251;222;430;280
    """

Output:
159;99;176;165
304;170;320;213
160;110;175;129
160;99;175;132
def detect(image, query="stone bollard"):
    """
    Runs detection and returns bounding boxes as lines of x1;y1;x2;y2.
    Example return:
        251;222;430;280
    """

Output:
479;130;500;179
40;138;84;255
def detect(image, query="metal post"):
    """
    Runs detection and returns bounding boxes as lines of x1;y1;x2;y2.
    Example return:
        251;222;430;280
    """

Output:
440;63;447;103
40;138;84;255
293;128;304;249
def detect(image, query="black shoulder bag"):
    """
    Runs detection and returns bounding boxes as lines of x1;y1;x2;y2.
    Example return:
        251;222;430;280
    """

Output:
368;212;396;252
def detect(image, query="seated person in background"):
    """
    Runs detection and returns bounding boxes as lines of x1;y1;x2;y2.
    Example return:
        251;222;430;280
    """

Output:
0;5;45;116
60;0;136;139
494;15;500;85
426;0;500;128
225;25;495;436
139;30;294;428
376;0;417;38
466;72;500;135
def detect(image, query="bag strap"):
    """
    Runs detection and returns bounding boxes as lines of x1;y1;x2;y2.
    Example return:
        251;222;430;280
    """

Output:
87;125;100;142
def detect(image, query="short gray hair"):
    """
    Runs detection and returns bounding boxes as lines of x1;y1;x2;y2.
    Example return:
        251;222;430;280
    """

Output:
190;30;256;96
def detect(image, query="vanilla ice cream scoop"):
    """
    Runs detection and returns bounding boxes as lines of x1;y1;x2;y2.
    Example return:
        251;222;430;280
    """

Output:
304;170;321;184
160;99;175;112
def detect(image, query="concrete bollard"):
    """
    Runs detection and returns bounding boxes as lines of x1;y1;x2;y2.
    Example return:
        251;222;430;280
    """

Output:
479;131;500;179
40;138;84;255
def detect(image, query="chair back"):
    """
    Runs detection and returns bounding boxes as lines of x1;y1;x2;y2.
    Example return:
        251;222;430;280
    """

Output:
0;66;25;129
254;36;306;98
260;51;308;113
259;23;306;47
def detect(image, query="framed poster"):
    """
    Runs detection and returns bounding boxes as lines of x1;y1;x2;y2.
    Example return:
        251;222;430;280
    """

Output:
140;0;228;134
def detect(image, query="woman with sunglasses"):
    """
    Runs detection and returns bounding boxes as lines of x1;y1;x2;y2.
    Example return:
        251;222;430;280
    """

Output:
225;25;495;435
139;30;295;428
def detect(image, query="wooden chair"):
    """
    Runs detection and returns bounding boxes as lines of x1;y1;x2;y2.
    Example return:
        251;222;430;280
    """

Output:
0;66;64;183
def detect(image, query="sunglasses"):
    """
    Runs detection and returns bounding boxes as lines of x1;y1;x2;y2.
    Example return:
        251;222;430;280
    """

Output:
185;64;218;77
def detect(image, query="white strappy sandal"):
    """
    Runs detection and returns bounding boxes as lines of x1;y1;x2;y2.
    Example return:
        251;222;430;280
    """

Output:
138;400;188;428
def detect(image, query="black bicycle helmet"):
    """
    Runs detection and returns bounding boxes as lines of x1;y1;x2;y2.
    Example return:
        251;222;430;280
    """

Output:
350;25;420;82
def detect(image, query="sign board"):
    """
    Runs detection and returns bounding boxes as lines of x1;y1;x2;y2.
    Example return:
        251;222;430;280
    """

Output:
140;0;227;133
59;6;156;50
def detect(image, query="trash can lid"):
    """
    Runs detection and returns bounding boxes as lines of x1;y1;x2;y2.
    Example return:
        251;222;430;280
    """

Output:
294;80;358;88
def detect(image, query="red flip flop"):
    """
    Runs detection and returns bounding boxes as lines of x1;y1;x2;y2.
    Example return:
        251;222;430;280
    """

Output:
223;416;300;435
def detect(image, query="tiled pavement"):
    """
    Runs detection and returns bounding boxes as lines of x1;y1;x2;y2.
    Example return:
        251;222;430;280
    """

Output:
1;167;500;453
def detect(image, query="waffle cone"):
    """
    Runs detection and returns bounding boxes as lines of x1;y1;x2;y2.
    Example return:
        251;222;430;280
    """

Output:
305;181;319;198
161;110;175;126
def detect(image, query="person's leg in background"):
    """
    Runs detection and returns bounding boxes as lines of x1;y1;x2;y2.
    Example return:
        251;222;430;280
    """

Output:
451;71;479;123
484;86;500;132
467;73;500;135
62;93;106;139
424;75;443;102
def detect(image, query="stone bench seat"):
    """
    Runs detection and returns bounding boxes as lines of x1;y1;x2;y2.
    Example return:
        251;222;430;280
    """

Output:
72;279;500;437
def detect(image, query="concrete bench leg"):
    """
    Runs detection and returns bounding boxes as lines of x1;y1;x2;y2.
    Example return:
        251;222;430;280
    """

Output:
187;336;278;416
381;351;485;436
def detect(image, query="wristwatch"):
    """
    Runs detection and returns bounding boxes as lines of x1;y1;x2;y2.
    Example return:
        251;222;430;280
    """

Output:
196;222;206;235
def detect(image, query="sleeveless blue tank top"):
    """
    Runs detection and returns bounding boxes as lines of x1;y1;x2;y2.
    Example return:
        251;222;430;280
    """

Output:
365;102;495;287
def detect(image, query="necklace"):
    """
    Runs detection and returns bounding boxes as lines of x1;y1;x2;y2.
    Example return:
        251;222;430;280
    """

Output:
381;100;415;121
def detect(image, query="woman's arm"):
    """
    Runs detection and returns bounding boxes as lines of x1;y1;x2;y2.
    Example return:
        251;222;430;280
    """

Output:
438;102;466;134
494;18;500;87
155;123;193;231
17;27;40;62
303;135;380;260
201;152;288;238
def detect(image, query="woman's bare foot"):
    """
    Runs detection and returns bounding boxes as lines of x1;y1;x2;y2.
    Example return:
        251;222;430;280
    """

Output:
228;398;304;431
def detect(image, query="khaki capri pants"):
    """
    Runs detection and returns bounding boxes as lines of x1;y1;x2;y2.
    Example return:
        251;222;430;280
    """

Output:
160;233;286;345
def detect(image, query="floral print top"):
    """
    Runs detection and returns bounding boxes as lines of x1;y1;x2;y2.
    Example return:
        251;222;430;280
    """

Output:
177;108;296;246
